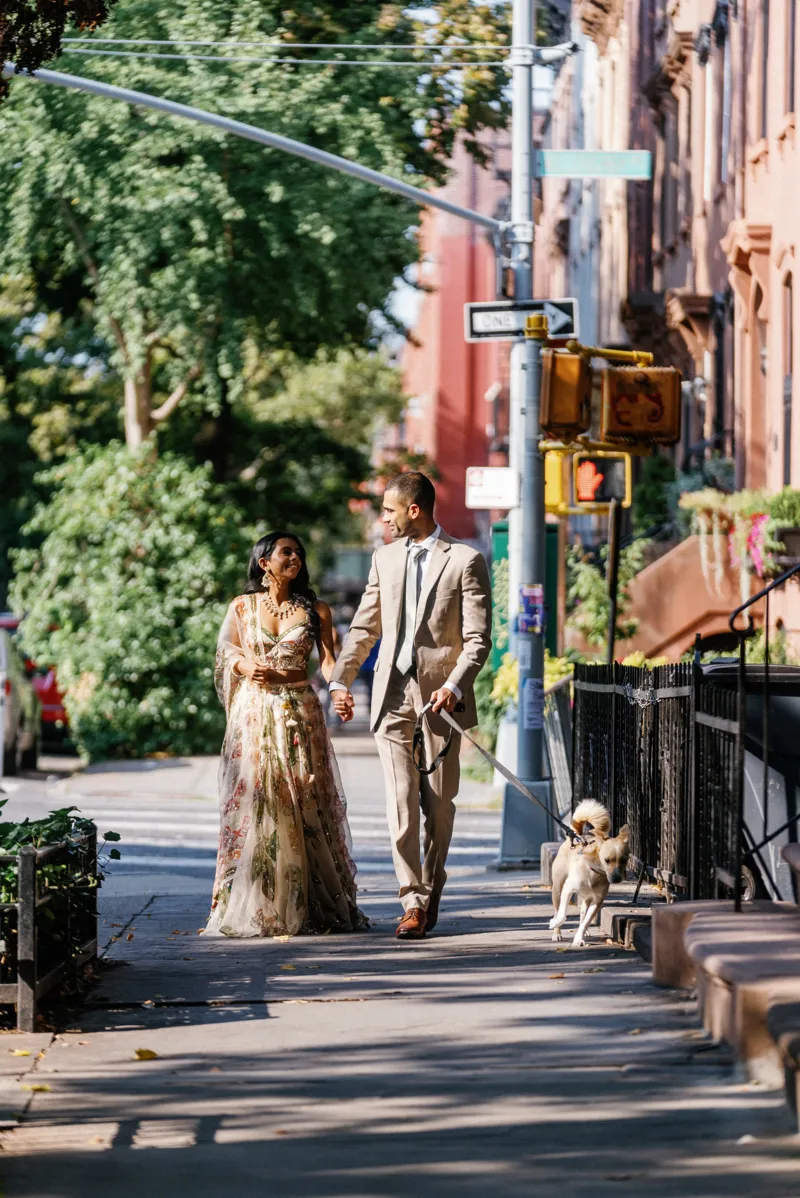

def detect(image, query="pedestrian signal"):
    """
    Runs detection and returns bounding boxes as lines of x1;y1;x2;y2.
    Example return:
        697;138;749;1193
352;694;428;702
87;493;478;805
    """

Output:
573;452;631;508
540;350;591;438
600;366;682;445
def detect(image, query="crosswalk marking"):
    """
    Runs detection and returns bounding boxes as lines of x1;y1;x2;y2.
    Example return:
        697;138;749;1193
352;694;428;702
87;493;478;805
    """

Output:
35;756;502;879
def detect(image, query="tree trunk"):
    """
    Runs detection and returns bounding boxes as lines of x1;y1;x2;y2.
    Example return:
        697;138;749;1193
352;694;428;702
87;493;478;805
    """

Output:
123;355;153;449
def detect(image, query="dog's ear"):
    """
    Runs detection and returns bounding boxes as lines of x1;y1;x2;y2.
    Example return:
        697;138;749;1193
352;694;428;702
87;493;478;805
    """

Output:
617;823;631;843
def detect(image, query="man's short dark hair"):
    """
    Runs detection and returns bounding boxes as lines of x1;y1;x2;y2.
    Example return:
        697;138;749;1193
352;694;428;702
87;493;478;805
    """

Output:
386;471;436;516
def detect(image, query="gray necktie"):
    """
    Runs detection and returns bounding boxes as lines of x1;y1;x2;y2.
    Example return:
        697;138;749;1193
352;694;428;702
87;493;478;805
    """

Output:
395;545;426;676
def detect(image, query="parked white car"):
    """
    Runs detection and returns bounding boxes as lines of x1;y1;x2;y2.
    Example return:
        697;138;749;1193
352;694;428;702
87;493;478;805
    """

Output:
0;628;41;776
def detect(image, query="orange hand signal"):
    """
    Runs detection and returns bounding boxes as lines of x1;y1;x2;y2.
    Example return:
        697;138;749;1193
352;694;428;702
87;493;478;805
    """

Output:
575;460;604;502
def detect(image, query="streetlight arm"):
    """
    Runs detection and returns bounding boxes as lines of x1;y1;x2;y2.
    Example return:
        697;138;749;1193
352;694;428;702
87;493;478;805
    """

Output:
535;41;580;65
1;61;502;234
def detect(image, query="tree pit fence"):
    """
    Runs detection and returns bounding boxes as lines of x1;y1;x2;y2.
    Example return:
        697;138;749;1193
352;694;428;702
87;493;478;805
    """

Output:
0;831;99;1031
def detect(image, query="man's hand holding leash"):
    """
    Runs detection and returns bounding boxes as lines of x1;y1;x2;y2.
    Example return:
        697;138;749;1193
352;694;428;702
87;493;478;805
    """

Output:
430;687;458;714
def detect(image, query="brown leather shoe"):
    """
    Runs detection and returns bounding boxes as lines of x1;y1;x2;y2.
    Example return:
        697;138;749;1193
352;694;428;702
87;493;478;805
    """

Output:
395;907;427;939
425;889;443;934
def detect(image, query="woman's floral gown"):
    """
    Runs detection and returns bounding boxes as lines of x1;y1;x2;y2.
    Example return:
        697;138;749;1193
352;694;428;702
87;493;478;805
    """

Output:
206;594;367;938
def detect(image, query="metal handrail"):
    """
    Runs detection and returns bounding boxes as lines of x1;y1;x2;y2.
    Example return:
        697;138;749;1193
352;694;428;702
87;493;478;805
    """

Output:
728;561;800;633
726;559;800;910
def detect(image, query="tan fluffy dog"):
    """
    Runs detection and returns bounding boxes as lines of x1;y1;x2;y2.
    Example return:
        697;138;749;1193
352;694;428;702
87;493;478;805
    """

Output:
548;799;631;948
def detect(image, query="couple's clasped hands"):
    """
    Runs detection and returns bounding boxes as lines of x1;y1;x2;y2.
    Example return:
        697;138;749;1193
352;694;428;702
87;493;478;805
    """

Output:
331;686;458;723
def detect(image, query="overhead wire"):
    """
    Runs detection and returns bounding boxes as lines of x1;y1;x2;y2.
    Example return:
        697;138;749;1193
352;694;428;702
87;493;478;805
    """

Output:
57;47;510;68
60;38;509;52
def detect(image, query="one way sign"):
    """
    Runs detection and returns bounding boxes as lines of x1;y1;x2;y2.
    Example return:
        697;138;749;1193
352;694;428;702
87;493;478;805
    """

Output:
464;298;579;343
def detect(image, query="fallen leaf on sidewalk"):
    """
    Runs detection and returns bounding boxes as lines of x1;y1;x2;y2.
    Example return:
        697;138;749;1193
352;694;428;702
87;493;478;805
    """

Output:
274;1129;288;1136
279;964;296;971
277;935;291;942
556;948;568;953
127;933;135;942
628;1028;642;1036
209;1066;221;1072
9;1050;30;1057
109;923;123;928
21;1084;51;1092
182;957;194;962
134;1049;158;1061
548;973;566;979
583;967;606;974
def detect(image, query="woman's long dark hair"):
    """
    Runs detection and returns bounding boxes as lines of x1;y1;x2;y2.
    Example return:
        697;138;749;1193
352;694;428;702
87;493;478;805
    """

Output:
243;531;320;637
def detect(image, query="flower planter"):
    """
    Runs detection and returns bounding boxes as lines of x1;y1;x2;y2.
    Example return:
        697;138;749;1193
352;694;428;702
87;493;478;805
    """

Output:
0;830;99;1031
776;526;800;565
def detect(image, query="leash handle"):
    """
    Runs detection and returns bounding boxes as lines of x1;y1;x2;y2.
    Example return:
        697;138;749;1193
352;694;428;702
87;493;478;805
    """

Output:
412;701;453;775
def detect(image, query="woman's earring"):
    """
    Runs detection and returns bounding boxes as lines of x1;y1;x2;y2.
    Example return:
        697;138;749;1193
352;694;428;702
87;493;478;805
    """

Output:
261;569;271;590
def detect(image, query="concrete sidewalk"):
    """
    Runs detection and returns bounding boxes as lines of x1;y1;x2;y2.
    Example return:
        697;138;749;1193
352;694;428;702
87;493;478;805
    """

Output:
3;869;800;1196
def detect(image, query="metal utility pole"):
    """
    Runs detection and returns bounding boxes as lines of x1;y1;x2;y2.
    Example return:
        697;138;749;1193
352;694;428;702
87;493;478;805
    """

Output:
498;0;554;866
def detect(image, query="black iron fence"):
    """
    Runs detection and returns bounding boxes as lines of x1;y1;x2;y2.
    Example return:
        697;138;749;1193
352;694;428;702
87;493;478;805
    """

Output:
573;662;698;894
0;830;98;1030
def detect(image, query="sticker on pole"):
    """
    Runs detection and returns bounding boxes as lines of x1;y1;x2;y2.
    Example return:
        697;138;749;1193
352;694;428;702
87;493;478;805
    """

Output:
523;677;545;730
518;584;544;635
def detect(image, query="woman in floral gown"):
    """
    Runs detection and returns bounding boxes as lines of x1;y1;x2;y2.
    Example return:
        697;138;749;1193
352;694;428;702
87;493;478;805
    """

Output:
206;531;367;938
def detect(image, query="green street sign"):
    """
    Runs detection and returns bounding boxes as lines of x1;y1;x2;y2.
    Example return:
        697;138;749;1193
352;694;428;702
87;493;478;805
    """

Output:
535;150;652;180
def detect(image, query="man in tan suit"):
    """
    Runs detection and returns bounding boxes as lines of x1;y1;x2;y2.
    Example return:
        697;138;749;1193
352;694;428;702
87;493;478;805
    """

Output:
330;472;492;939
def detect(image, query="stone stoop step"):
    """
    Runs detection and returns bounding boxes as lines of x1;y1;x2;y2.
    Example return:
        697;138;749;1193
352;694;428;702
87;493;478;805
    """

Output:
767;1000;800;1132
684;910;800;1085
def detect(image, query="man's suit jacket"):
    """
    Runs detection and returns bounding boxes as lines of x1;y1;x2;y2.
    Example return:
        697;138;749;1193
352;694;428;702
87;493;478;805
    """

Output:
331;531;492;734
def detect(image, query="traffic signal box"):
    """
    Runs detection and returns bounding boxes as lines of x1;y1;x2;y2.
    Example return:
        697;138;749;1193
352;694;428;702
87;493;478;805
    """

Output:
572;452;631;508
540;350;591;438
600;366;682;446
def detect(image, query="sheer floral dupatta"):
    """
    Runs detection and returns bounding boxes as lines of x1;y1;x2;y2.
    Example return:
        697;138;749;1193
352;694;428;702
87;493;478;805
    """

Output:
206;595;366;938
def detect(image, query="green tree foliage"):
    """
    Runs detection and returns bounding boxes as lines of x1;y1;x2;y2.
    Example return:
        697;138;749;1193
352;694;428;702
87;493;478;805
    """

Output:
0;2;115;101
632;453;676;535
247;348;405;454
566;540;650;649
10;443;248;760
0;278;119;604
0;1;509;447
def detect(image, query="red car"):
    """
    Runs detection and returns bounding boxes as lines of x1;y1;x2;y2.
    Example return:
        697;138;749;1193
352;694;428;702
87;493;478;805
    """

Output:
0;614;69;745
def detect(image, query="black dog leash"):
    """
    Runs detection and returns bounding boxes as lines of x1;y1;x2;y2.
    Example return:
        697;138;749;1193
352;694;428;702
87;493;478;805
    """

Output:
413;701;585;845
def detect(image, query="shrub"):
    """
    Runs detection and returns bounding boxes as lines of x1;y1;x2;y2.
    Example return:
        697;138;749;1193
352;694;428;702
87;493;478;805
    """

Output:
566;540;650;647
10;443;248;760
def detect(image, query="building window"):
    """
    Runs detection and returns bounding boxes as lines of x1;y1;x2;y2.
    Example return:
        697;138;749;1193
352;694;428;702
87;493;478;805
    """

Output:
761;0;770;139
784;276;794;485
703;58;714;203
789;0;797;112
721;32;732;181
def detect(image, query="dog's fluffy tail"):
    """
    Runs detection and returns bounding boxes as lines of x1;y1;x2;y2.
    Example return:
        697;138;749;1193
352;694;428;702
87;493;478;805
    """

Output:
571;799;611;837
